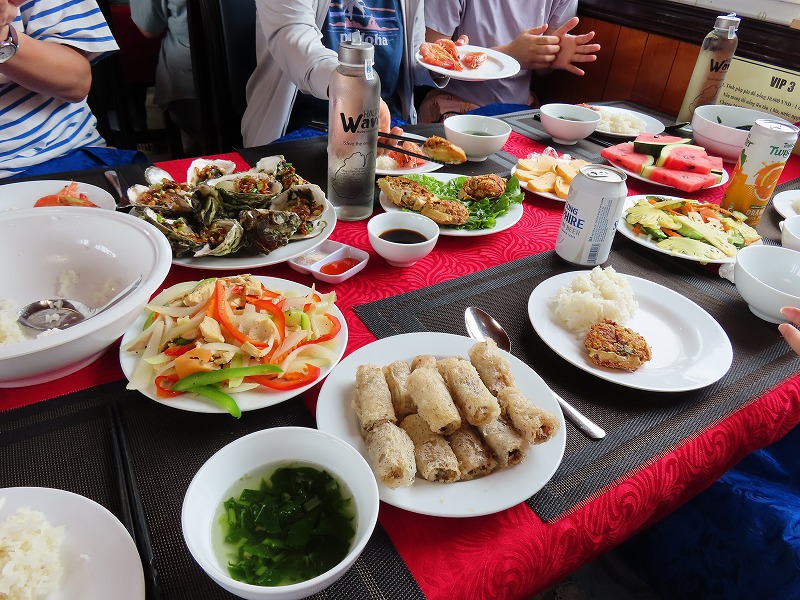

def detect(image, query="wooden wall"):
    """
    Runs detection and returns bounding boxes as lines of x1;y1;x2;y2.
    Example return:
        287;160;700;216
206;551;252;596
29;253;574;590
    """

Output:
531;17;702;117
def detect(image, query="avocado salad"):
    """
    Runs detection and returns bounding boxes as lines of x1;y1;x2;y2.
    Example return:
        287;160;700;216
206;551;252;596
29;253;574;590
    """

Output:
624;195;761;261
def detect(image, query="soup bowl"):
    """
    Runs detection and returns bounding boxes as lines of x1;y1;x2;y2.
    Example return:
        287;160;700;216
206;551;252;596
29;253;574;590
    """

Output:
539;103;601;145
734;244;800;323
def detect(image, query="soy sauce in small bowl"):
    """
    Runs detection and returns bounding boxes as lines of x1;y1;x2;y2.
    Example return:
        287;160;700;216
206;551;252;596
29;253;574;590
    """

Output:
379;228;428;244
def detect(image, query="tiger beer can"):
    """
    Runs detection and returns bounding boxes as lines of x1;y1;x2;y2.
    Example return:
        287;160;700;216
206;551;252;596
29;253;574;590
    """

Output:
555;164;628;266
721;119;800;226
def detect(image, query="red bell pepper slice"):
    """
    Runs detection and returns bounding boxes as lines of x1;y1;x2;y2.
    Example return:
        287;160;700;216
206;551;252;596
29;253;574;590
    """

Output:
247;364;321;391
298;313;341;347
154;374;184;398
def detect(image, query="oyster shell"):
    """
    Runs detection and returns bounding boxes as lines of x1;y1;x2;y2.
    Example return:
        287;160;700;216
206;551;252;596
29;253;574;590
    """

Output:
254;155;308;189
239;209;302;255
193;219;245;257
134;207;204;256
127;180;196;214
269;183;326;236
193;184;225;226
186;158;237;187
144;166;174;186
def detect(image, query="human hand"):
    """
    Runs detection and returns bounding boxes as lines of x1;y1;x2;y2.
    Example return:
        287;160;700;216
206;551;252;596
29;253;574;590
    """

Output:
499;25;561;70
0;0;23;41
778;306;800;355
549;17;600;76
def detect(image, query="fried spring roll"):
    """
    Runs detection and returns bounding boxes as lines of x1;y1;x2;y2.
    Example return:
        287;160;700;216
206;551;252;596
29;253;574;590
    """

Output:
365;421;416;489
410;354;437;371
437;357;500;426
497;387;561;445
406;367;461;435
477;416;529;468
446;424;497;481
468;339;516;397
399;414;460;483
353;364;396;432
383;360;416;419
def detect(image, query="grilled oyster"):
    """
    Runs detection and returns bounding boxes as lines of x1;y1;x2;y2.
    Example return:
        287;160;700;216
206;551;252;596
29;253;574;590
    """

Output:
239;209;302;255
127;180;196;214
186;158;237;186
269;183;326;237
134;207;204;256
193;219;245;257
254;155;308;189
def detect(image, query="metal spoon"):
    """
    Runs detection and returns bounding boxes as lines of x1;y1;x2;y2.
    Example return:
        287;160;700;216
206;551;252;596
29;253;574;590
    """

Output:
464;306;606;440
104;170;133;210
18;275;143;331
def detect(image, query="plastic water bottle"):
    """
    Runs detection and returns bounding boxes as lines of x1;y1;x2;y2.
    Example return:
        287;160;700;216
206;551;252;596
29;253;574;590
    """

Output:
676;13;740;123
327;31;381;221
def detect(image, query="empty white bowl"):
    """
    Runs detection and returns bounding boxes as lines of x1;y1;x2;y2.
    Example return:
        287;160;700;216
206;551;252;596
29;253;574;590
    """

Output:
443;114;512;161
781;215;800;252
539;103;600;145
734;244;800;323
691;104;794;163
0;207;172;387
367;211;439;267
182;427;379;600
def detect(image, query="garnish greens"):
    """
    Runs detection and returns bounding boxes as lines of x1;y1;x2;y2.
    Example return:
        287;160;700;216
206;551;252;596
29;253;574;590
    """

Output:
220;465;356;586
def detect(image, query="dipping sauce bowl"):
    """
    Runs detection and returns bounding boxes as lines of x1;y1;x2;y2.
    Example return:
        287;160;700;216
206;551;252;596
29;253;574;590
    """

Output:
367;211;439;267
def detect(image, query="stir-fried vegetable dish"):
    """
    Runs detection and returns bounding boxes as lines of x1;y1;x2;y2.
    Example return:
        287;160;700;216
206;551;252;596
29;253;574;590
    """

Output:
123;275;341;417
623;195;761;261
220;465;355;586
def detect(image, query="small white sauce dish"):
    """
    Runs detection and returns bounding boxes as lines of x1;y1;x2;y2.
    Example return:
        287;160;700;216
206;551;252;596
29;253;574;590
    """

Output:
367;211;439;267
734;244;800;323
288;240;369;284
539;103;601;145
443;114;512;161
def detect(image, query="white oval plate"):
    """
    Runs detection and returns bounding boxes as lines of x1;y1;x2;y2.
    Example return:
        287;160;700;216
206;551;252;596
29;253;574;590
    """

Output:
593;106;666;138
415;44;521;82
0;487;145;600
171;201;336;271
610;162;729;191
773;189;800;218
0;180;115;211
528;272;733;392
316;332;566;518
378;172;524;237
376;133;444;176
616;194;760;264
119;276;348;414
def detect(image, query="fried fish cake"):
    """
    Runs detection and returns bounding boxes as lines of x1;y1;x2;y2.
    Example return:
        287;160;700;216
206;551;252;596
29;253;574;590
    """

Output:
584;319;652;372
422;136;467;164
377;176;436;211
458;174;507;201
420;197;470;226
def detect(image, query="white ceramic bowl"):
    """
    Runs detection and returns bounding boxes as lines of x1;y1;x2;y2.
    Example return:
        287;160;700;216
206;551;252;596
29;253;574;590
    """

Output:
734;245;800;323
443;114;512;161
780;215;800;252
367;211;439;267
182;427;379;600
691;104;793;163
539;103;601;145
0;207;172;387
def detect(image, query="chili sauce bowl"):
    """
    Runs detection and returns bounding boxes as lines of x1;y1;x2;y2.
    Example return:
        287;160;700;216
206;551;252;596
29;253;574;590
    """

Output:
367;211;439;267
539;103;600;145
182;426;379;600
734;244;800;324
288;240;369;283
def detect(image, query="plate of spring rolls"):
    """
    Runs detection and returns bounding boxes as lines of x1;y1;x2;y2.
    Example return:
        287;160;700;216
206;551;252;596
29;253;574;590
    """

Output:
316;332;566;517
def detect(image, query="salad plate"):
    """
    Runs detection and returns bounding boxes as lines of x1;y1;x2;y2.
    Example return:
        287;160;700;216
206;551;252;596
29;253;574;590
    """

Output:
593;106;666;138
315;332;566;517
0;180;116;211
378;172;524;237
416;44;521;82
376;133;444;176
616;194;759;264
0;487;145;600
119;276;348;414
772;189;800;218
527;272;733;392
171;200;336;271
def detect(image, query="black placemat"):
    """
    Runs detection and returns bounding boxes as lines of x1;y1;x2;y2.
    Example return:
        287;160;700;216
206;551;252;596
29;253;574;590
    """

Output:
0;382;424;600
5;162;151;193
353;239;800;521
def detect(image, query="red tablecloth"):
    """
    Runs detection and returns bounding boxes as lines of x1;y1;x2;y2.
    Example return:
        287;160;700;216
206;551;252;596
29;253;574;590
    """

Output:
3;139;800;599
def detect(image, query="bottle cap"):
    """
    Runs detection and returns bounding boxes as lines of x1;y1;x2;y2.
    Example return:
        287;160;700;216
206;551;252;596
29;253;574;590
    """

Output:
338;31;375;67
714;13;740;31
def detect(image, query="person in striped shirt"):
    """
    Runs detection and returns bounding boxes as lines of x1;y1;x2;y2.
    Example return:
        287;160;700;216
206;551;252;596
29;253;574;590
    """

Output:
0;0;142;179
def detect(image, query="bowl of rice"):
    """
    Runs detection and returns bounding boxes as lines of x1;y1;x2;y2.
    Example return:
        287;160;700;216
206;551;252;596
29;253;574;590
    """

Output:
0;207;172;387
594;107;649;136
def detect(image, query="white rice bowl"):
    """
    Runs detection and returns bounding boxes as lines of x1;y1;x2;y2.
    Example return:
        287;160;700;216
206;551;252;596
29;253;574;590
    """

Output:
550;266;638;336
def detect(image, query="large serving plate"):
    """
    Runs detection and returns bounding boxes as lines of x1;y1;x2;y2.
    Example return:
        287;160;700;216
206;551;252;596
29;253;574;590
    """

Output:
376;133;444;176
378;172;524;237
616;194;759;264
0;180;116;211
415;44;520;82
171;200;336;270
316;332;566;518
119;276;348;414
527;272;733;392
0;487;145;600
593;106;666;138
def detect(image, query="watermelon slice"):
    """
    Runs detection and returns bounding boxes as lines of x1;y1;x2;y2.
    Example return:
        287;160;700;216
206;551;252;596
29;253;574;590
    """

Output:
632;133;690;157
641;166;719;192
656;144;714;174
600;142;654;174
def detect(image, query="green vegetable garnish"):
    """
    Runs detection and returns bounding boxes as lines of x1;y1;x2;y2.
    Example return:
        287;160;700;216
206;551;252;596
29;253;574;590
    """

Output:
171;364;282;392
191;384;243;419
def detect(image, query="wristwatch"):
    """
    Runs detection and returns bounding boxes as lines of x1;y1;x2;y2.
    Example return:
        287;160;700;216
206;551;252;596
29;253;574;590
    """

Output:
0;25;19;64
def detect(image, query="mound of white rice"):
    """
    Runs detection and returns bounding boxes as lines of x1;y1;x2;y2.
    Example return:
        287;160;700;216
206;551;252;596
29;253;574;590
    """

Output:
551;266;638;336
0;503;65;600
595;108;647;135
0;299;25;346
376;155;400;170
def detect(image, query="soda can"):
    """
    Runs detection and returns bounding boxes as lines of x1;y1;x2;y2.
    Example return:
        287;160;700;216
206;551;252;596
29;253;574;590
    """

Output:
555;164;628;266
721;119;800;226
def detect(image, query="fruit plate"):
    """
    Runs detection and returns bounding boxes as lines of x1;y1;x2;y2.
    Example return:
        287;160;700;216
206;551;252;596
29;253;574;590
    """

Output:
611;162;729;191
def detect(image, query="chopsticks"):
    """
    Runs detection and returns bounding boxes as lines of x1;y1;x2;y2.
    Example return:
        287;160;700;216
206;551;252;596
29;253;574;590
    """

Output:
307;120;448;165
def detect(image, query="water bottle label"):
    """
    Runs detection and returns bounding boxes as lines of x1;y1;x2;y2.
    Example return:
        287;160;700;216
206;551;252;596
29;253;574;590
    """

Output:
365;58;375;81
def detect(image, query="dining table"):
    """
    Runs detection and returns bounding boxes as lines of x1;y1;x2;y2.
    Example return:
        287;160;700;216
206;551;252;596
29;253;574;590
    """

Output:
2;101;800;600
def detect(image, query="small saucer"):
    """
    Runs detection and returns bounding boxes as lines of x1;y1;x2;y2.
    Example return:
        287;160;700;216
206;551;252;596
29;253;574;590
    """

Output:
288;241;369;283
